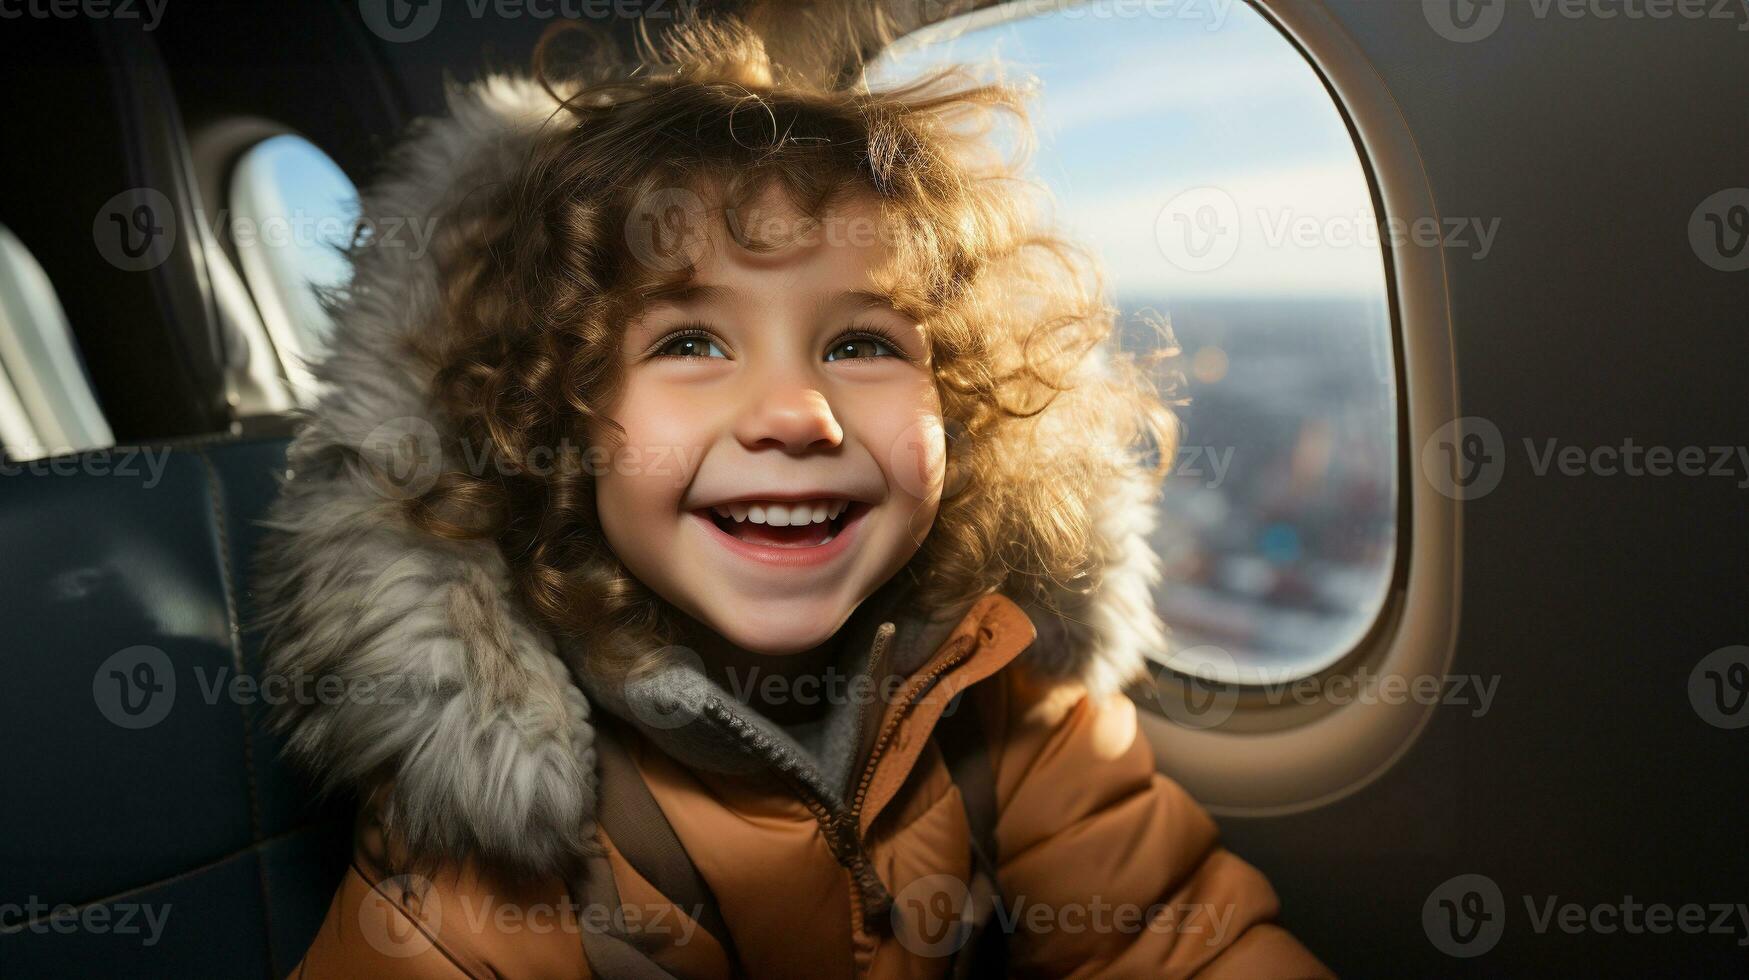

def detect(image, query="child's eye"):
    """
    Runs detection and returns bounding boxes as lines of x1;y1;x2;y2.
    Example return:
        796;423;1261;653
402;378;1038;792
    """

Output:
645;326;909;362
825;330;904;362
652;330;728;360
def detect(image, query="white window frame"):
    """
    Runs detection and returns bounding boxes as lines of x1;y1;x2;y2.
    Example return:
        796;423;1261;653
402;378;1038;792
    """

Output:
880;0;1462;814
1143;0;1461;814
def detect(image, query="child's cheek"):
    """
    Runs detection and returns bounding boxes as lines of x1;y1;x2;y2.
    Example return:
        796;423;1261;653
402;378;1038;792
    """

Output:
608;384;711;489
891;413;948;500
857;376;947;547
589;382;709;591
879;411;944;546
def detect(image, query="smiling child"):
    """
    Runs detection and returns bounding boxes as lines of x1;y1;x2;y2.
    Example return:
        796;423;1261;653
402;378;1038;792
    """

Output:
254;7;1328;978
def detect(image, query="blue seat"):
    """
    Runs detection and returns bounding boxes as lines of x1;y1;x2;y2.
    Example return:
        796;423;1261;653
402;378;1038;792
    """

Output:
0;434;352;977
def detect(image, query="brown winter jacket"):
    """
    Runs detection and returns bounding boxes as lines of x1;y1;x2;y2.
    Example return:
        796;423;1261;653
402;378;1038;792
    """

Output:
290;594;1327;979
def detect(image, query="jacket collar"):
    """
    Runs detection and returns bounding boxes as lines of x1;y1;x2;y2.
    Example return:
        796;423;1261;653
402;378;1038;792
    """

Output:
570;577;1040;811
253;73;1169;881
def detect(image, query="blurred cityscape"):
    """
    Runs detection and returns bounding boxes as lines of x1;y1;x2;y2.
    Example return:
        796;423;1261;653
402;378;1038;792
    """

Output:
1121;294;1398;681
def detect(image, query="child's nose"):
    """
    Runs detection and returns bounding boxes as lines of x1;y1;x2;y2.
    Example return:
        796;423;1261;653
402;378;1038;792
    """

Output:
734;384;843;454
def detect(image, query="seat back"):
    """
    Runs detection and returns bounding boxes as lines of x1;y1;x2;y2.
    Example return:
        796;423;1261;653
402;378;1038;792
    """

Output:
0;435;351;977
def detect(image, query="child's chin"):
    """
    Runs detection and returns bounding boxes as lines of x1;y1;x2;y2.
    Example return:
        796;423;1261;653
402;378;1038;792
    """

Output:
721;627;839;658
699;600;853;656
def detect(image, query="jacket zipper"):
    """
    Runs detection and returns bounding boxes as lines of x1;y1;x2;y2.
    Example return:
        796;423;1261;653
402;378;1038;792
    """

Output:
847;632;977;836
698;622;981;935
840;630;979;928
844;622;896;797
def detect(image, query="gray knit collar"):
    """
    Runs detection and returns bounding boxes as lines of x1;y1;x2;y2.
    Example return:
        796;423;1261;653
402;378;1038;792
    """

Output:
570;577;978;806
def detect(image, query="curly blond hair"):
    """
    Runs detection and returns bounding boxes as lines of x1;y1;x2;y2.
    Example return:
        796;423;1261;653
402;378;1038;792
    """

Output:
407;7;1181;679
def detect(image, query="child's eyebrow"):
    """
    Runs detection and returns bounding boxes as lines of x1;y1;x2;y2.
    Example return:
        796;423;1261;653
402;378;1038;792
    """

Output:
815;289;913;321
635;284;915;322
638;282;734;307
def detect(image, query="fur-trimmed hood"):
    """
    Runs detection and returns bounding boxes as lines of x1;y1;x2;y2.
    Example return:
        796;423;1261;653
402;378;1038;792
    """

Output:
251;74;1167;881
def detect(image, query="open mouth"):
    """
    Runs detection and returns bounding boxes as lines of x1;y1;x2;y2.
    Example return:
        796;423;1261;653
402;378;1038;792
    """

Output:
695;499;871;550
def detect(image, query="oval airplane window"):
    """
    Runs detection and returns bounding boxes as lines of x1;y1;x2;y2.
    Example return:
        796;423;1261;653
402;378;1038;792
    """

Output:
872;1;1398;687
228;134;359;403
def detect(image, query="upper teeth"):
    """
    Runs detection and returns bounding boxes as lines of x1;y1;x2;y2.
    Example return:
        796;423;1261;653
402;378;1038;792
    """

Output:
712;499;848;526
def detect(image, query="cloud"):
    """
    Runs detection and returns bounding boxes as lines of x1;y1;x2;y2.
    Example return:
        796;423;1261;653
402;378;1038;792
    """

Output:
1055;162;1385;298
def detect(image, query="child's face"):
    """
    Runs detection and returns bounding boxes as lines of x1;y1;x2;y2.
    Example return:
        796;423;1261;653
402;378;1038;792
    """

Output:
594;191;945;656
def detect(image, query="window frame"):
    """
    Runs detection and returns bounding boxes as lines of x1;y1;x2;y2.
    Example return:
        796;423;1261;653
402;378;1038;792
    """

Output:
1140;0;1461;814
212;127;359;406
880;0;1461;814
